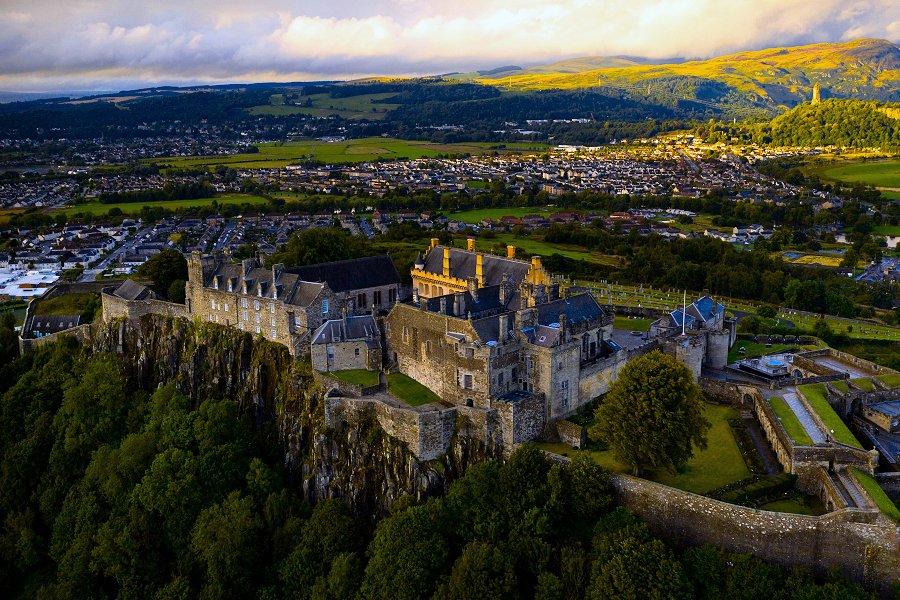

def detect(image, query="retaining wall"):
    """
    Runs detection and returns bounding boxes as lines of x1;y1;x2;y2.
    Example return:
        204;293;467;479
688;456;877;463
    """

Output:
101;290;189;323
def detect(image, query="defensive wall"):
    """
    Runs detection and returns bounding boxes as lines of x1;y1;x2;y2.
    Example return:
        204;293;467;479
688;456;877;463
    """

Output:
101;288;190;323
17;281;111;354
801;348;896;376
577;339;658;403
610;473;900;593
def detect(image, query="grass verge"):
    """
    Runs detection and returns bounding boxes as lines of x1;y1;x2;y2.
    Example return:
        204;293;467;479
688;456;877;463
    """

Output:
797;384;863;449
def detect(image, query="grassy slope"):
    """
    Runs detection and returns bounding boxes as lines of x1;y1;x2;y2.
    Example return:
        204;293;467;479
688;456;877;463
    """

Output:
327;369;379;387
32;293;97;317
797;384;863;449
53;194;270;217
387;373;441;407
851;468;900;522
769;397;814;446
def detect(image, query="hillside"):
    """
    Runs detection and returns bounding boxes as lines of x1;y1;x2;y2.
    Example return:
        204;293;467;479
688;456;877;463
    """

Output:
479;38;900;114
699;99;900;149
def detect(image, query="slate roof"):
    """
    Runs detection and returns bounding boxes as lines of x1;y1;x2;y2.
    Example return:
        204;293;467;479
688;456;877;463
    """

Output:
287;255;400;293
535;293;605;327
112;279;156;301
668;309;697;329
208;261;323;307
423;285;509;318
26;314;81;334
421;246;531;287
688;295;725;322
311;315;380;345
520;324;561;348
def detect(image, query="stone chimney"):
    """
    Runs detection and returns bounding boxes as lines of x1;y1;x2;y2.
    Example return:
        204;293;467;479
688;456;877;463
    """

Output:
342;307;349;336
430;237;439;250
475;253;484;286
272;262;284;283
549;282;560;301
240;258;255;280
454;292;465;317
507;245;516;259
440;296;448;314
498;313;509;342
558;313;567;343
467;237;475;252
443;247;451;277
499;272;513;305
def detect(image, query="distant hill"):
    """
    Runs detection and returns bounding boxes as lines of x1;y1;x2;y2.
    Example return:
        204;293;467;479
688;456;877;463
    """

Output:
478;38;900;114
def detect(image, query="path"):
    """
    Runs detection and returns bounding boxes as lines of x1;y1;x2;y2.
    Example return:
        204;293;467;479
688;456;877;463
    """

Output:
781;390;827;444
742;411;782;475
812;356;876;378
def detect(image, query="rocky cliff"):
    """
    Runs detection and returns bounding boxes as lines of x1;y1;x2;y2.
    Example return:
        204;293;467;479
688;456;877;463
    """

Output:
90;314;500;515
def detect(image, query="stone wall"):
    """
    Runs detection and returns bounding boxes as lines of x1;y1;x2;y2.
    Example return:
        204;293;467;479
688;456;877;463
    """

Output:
101;290;190;323
698;378;742;403
609;473;900;593
875;473;900;502
324;395;458;460
754;392;795;471
496;392;545;449
311;340;377;372
800;348;897;376
19;322;95;354
556;420;587;448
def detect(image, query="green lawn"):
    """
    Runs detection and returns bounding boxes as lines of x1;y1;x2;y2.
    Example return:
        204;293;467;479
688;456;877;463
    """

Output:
850;377;874;391
151;138;548;169
327;369;379;387
613;316;652;332
52;194;270;217
758;497;817;516
537;403;750;495
797;384;863;449
478;233;624;267
851;468;900;522
387;373;441;407
872;224;900;236
247;92;400;120
876;374;900;388
769;397;813;446
32;292;98;318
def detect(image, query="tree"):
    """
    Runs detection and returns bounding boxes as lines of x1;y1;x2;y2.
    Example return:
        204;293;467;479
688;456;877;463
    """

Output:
433;541;517;600
137;249;187;299
589;350;710;476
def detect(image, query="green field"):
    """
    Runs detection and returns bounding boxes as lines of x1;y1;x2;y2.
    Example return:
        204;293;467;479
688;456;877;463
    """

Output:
538;403;750;495
797;384;863;449
872;224;900;235
387;373;441;407
52;194;271;217
451;207;553;223
769;397;813;446
152;138;547;169
327;369;379;387
474;233;624;267
613;316;652;331
816;159;900;189
248;92;400;120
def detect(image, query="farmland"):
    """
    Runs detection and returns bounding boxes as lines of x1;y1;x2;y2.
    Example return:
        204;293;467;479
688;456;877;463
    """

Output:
247;92;400;120
814;158;900;190
151;138;547;169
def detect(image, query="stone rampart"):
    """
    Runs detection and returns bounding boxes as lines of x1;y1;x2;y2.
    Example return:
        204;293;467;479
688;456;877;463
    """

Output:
800;348;896;376
101;289;189;323
19;322;95;354
324;395;457;461
754;393;795;471
698;378;742;403
609;473;900;593
497;393;545;450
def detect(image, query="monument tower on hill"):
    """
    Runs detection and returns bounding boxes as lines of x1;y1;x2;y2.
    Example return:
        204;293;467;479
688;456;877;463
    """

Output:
812;82;821;104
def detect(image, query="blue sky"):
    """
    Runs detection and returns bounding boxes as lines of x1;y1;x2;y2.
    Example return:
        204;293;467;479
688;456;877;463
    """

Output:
1;0;898;91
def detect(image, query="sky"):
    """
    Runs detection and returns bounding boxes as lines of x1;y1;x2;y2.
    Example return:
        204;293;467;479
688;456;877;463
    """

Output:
1;0;899;92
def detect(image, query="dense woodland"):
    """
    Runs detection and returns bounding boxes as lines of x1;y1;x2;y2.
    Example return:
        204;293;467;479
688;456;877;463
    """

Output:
0;339;884;599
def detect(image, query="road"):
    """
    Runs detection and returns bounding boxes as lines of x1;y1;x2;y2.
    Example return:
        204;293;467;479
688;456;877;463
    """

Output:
78;225;153;282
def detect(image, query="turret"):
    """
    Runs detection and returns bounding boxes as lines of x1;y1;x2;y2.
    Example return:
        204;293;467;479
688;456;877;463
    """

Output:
414;252;424;270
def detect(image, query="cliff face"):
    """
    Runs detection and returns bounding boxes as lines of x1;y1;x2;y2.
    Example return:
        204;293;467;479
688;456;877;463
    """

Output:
91;315;499;515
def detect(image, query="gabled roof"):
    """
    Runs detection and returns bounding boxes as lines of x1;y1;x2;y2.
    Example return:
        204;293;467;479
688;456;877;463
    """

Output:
112;279;156;301
688;295;725;322
287;255;399;293
311;314;380;345
669;309;697;329
421;246;531;287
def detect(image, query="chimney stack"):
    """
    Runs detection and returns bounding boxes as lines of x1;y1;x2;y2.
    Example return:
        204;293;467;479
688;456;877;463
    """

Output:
498;313;509;342
430;237;439;250
558;313;567;343
467;237;475;252
454;293;465;317
475;253;484;286
440;297;448;314
443;247;451;277
507;245;516;259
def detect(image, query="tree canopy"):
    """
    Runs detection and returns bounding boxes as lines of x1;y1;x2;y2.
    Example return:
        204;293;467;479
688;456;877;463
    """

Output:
137;248;188;300
590;350;711;475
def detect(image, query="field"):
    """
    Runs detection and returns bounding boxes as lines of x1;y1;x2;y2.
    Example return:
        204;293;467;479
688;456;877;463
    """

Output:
247;92;400;120
797;383;863;449
872;224;900;235
780;252;844;268
776;309;900;341
152;138;548;169
537;403;750;495
451;207;553;223
51;194;271;217
613;316;652;332
814;158;900;190
0;208;25;224
478;233;624;267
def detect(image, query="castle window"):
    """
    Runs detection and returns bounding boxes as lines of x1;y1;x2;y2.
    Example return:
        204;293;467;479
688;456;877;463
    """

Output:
295;316;302;328
227;281;232;292
463;374;473;389
389;288;396;303
560;380;569;408
271;317;276;326
224;303;228;312
255;314;260;324
210;299;215;310
270;304;275;314
403;326;409;342
354;348;360;356
213;279;218;290
271;328;277;339
322;299;329;315
255;326;260;334
373;290;382;306
254;300;260;311
241;298;247;308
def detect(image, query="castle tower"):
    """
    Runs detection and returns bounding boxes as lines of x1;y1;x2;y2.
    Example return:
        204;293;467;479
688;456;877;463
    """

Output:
812;82;821;104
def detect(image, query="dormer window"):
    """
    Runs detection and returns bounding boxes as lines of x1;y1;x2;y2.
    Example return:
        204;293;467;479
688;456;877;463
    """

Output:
227;280;233;292
213;278;218;290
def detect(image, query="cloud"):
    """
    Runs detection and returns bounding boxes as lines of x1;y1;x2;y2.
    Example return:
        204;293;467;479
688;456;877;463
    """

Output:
0;0;898;91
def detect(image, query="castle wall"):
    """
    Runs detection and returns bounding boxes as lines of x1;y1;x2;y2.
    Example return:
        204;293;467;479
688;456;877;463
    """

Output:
496;393;545;449
662;335;705;381
556;419;587;448
609;473;900;593
101;290;190;323
311;340;378;372
706;329;730;369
